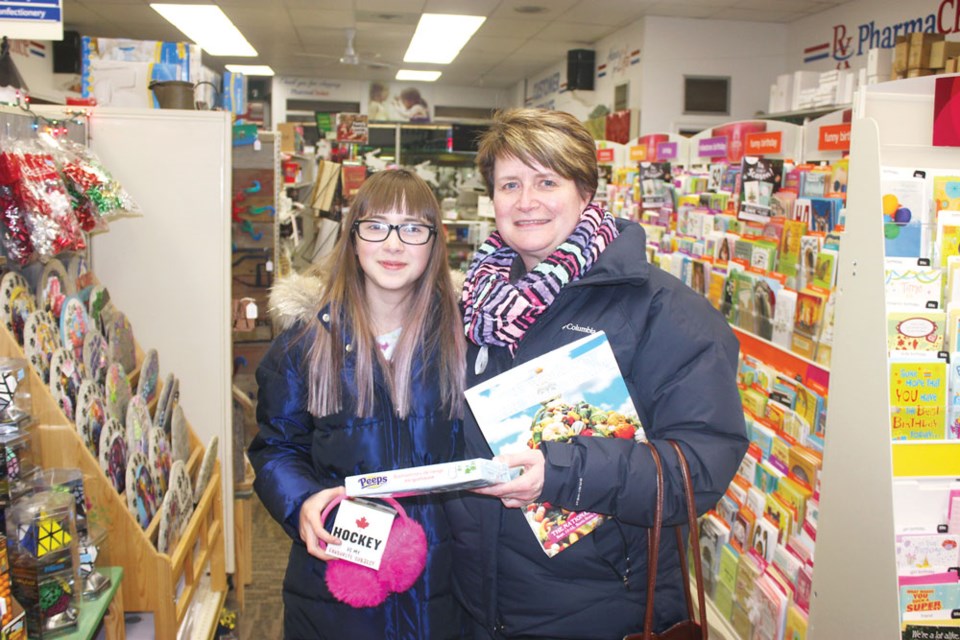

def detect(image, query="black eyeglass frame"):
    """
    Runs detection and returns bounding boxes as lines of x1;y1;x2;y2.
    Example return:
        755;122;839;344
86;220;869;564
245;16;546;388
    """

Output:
351;220;438;245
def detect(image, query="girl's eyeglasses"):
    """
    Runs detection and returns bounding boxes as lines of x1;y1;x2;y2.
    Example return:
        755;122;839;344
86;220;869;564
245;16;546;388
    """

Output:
352;220;437;245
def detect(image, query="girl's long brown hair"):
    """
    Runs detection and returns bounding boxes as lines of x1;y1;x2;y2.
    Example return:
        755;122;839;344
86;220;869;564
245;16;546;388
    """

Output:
303;168;465;419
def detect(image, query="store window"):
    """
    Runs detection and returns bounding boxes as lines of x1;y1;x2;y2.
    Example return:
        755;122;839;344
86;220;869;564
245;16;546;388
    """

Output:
683;76;730;116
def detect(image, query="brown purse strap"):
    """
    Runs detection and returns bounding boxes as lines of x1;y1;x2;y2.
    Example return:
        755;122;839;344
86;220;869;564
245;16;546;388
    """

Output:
668;440;708;639
642;441;665;640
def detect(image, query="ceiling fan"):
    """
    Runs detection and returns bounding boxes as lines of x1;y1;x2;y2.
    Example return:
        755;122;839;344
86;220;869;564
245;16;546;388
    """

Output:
298;28;395;69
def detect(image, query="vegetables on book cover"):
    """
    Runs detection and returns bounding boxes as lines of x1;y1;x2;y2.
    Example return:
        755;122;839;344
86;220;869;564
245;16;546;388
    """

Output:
464;331;644;557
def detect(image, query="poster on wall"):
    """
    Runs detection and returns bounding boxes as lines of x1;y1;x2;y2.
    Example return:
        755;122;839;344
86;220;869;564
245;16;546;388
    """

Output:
336;113;369;143
367;82;432;122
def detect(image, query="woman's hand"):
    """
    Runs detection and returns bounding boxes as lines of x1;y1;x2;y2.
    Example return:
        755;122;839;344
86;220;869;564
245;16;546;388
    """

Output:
472;449;545;509
298;486;346;561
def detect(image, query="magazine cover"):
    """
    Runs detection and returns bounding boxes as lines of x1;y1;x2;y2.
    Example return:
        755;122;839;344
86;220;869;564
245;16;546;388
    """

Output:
464;331;644;557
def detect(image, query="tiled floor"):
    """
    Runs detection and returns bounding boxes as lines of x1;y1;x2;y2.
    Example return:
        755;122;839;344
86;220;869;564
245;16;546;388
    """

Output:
227;497;288;640
223;401;288;640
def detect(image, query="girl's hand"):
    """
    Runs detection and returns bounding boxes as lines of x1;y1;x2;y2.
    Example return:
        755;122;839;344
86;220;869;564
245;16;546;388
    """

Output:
472;449;545;509
298;486;346;560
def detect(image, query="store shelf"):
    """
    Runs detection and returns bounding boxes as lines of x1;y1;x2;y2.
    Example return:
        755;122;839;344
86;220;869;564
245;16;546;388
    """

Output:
759;104;852;123
891;440;960;477
695;593;741;640
731;326;830;382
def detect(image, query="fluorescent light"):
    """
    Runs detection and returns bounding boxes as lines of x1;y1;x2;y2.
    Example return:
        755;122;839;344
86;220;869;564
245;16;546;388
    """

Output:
404;13;485;64
151;4;257;56
396;69;442;82
226;64;274;76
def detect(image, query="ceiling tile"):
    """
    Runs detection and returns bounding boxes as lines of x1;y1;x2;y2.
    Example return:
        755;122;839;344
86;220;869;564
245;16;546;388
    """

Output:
646;3;723;19
219;6;293;28
422;0;499;15
287;8;355;29
720;8;807;22
476;17;547;38
558;0;653;26
460;35;528;55
536;21;614;44
357;0;425;12
489;0;579;21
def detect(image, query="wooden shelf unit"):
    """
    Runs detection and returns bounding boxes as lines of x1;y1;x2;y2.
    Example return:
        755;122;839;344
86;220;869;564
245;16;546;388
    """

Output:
0;324;226;639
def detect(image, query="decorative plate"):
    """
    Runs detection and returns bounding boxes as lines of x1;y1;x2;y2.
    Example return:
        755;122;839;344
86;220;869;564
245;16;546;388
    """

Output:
106;310;136;374
74;379;101;439
65;253;89;291
76;384;106;457
192;436;218;504
0;271;29;333
154;372;174;431
49;348;82;422
168;460;193;534
86;286;110;337
148;426;172;501
124;395;151;457
104;362;131;423
125;451;157;529
0;270;28;304
160;377;179;435
59;295;90;366
38;260;71;322
156;489;178;554
171;404;190;464
23;311;57;384
136;349;159;406
98;418;127;494
81;330;108;387
7;284;35;346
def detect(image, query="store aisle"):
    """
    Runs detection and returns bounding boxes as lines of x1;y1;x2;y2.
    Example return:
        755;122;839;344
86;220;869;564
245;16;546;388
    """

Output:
225;399;288;640
236;497;288;640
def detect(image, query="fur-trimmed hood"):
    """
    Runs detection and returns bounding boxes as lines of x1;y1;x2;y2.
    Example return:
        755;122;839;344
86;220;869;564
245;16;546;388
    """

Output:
268;270;466;332
268;272;324;331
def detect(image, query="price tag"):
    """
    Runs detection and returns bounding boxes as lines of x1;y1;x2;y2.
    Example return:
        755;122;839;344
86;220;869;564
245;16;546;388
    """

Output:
245;302;258;320
265;260;274;272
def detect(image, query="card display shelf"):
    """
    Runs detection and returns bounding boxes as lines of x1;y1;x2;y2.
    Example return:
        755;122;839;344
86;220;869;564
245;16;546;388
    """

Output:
0;323;227;640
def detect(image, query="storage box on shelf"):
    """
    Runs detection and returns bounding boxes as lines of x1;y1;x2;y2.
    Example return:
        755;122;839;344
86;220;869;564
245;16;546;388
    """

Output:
0;322;226;640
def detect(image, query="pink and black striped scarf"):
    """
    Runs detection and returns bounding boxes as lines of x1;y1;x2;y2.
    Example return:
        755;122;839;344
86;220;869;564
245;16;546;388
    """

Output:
461;204;619;355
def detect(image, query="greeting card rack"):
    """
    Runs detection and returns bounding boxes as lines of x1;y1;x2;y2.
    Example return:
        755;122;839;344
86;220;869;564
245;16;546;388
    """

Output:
0;323;226;639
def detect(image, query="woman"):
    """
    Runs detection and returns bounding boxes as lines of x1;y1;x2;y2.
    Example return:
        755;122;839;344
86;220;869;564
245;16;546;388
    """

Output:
249;169;467;639
448;108;749;639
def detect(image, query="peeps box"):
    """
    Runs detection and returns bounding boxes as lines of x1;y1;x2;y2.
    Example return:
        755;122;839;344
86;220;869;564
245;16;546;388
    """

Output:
345;459;512;498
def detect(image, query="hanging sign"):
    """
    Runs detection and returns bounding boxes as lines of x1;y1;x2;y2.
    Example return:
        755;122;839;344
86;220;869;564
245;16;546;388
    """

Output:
697;136;728;159
745;131;783;156
657;142;678;160
0;0;62;40
817;123;851;151
629;145;647;162
596;148;615;163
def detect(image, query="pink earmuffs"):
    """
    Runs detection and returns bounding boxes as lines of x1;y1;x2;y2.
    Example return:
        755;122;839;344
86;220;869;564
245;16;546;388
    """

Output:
319;494;427;608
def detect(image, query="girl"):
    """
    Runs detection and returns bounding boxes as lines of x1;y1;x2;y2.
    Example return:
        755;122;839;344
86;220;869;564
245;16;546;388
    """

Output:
249;168;466;639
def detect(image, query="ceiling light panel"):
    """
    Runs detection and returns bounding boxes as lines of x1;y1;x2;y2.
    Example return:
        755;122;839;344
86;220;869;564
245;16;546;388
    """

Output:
403;13;486;64
151;4;257;56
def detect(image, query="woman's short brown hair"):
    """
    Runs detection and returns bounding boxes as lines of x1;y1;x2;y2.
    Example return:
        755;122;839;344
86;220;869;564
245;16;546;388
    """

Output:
476;108;599;202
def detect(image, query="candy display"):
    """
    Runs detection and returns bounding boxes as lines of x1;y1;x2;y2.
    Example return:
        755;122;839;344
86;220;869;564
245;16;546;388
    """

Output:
6;491;79;638
0;428;37;507
0;359;30;428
